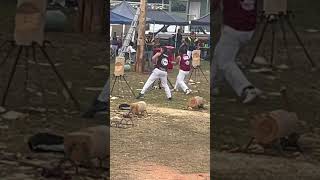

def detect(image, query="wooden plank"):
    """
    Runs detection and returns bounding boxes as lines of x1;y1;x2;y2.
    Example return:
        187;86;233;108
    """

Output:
14;0;47;45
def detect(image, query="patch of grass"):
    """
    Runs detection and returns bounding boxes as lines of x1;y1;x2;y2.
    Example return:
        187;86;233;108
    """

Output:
0;1;16;33
110;61;210;110
289;0;320;29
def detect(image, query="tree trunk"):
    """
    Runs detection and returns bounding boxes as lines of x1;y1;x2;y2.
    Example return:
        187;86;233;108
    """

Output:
135;0;146;73
77;0;104;33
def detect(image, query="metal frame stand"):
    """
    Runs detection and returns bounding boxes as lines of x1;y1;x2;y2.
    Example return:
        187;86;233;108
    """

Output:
0;40;80;110
188;65;209;83
110;74;136;97
250;11;317;68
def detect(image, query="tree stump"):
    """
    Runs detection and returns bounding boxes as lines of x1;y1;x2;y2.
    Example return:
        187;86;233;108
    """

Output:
77;0;104;33
251;110;299;145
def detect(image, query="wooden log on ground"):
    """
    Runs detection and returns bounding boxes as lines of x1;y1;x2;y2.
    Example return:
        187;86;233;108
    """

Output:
64;125;109;163
251;110;299;145
187;96;205;109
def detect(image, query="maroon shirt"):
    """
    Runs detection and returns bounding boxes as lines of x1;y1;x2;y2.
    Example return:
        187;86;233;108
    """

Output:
221;0;257;31
179;54;191;71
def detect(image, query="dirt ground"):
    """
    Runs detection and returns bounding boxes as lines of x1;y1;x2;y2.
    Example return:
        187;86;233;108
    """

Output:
0;2;109;179
212;23;320;179
109;61;210;179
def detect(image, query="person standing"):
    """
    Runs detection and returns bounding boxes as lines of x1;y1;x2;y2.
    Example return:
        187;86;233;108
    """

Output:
173;45;192;95
185;31;200;58
127;41;136;64
111;32;118;56
212;0;262;103
145;32;155;71
175;28;183;50
136;47;172;100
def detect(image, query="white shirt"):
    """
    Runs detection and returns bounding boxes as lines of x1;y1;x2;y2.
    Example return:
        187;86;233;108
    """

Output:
127;46;136;53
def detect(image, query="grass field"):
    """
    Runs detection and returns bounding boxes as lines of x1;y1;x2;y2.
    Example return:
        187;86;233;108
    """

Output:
109;61;211;179
109;61;210;109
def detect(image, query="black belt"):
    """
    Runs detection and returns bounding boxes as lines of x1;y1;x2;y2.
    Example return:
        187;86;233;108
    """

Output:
156;67;167;72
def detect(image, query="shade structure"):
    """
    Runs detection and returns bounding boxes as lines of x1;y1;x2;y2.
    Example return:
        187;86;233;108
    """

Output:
110;11;132;25
111;1;151;23
147;9;189;25
111;0;136;20
191;13;210;26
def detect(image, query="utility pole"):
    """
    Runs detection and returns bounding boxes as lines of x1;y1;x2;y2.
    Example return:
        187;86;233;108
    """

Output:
135;0;146;73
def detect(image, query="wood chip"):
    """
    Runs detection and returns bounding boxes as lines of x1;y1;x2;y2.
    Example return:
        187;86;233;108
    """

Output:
249;68;273;73
253;56;268;65
1;111;28;120
0;106;6;113
93;65;108;71
84;87;104;91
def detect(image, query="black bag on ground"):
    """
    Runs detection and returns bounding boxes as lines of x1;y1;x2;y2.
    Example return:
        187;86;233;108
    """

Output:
28;133;64;153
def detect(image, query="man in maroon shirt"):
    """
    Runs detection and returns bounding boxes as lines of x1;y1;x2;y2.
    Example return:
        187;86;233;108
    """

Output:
212;0;262;104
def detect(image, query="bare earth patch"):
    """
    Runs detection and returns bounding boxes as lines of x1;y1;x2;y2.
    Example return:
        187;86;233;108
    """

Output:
111;103;210;179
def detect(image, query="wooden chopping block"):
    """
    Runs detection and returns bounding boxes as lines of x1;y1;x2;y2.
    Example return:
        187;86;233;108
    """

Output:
187;96;205;109
130;101;147;115
64;132;93;162
81;125;109;160
64;125;109;163
251;110;299;145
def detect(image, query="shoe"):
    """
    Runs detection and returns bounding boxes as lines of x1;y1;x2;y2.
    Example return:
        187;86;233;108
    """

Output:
136;93;144;99
242;87;261;104
168;97;172;101
185;89;192;95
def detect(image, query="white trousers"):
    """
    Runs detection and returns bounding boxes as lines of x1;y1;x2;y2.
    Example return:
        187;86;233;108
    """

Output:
141;68;172;98
211;25;255;96
174;69;190;92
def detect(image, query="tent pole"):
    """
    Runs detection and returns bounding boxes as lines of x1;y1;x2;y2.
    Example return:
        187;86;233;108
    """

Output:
153;21;155;39
122;24;125;39
110;25;113;39
174;25;178;57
